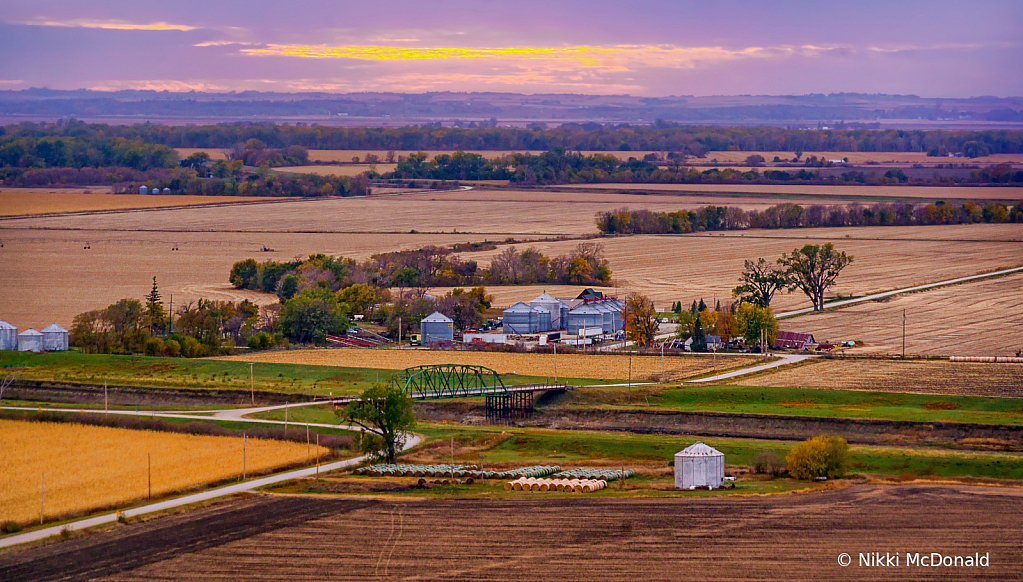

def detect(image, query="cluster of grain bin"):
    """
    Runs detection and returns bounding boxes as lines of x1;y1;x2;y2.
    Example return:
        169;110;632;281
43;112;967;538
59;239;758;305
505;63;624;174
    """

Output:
420;311;454;344
502;302;551;334
502;293;624;335
674;441;725;490
565;299;623;335
0;320;68;352
139;186;170;195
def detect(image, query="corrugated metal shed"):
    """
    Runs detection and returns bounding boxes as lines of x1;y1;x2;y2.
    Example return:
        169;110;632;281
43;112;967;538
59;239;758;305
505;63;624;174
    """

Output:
420;311;454;344
503;302;539;334
674;442;725;489
18;329;44;352
0;320;17;351
775;331;815;349
42;323;69;351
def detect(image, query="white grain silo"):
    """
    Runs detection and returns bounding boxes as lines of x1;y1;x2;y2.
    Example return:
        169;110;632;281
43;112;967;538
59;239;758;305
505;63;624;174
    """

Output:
151;188;161;195
420;311;454;344
0;320;17;351
139;185;149;195
530;293;564;330
502;302;538;334
674;442;725;489
18;329;44;352
41;323;69;351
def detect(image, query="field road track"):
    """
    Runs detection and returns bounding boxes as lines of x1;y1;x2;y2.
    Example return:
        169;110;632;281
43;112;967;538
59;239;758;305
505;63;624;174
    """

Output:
685;353;812;383
777;265;1023;318
0;406;419;549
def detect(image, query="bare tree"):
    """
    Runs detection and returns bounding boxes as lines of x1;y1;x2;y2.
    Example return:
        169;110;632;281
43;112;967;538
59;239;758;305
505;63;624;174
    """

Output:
0;370;18;401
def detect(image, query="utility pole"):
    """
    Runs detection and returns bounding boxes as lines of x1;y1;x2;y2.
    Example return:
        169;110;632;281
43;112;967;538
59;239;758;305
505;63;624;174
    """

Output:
169;294;173;333
628;351;633;404
661;342;665;382
450;438;455;481
553;341;558;383
284;403;288;436
242;434;247;480
40;473;44;525
902;309;906;358
306;423;310;461
250;363;254;406
104;382;108;413
398;317;402;347
148;453;152;500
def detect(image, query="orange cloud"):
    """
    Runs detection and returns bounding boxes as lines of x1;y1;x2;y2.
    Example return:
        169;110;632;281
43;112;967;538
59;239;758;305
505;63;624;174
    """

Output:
25;19;196;31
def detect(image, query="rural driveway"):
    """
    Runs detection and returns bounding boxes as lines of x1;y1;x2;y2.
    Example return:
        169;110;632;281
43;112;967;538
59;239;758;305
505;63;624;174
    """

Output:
685;353;811;383
0;409;420;549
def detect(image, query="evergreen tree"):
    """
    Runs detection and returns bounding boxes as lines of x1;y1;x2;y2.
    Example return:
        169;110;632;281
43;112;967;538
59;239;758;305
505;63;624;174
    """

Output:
145;276;165;334
690;300;698;315
715;299;721;312
692;314;707;352
698;298;707;312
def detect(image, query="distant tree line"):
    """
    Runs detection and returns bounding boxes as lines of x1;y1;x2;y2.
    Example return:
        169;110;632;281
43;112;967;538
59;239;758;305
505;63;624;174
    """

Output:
4;119;1022;156
597;200;1023;234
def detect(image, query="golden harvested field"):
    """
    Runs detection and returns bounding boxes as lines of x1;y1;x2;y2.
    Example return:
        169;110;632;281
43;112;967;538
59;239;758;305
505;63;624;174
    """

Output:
218;349;757;381
563;182;1023;200
274;164;397;176
0;229;484;330
784;272;1023;356
0;419;327;524
5;188;846;235
738;359;1023;397
0;189;277;217
456;225;1023;310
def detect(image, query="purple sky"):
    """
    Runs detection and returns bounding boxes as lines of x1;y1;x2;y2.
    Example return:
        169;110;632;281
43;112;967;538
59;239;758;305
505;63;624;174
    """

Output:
1;1;1020;96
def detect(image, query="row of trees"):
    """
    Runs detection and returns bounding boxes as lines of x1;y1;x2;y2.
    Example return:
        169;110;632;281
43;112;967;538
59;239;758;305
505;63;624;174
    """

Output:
230;244;612;299
597;200;1023;235
0;135;177;170
7;120;1022;156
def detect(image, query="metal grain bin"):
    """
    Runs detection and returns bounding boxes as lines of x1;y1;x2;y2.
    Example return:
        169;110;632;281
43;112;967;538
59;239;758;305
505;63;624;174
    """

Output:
534;306;552;332
17;329;43;352
420;311;454;344
139;185;148;195
0;320;17;351
566;304;603;335
530;293;563;329
674;441;725;489
502;302;538;334
41;323;69;351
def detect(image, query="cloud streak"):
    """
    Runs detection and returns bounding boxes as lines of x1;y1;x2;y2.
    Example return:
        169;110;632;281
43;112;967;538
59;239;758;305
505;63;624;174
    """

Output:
21;18;197;31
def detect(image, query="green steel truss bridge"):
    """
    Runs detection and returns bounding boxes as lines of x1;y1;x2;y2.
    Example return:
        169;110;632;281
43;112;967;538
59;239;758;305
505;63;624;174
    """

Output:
324;364;569;421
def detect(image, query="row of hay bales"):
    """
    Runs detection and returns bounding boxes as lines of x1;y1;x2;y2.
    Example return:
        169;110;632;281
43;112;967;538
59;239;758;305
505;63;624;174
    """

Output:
554;468;635;482
505;477;607;493
355;464;478;478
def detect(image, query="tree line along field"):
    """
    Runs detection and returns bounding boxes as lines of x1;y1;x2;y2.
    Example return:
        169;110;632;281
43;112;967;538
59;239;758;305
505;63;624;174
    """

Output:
0;189;280;217
0;419;328;525
217;349;757;382
784;272;1023;356
738;359;1023;398
175;147;1023;165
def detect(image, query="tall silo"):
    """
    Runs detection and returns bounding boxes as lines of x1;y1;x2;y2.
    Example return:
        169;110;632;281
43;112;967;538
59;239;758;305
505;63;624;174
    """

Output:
609;299;625;331
529;293;563;329
139;185;149;195
18;329;44;352
0;320;17;351
593;301;613;333
420;311;454;344
42;323;69;351
502;302;537;334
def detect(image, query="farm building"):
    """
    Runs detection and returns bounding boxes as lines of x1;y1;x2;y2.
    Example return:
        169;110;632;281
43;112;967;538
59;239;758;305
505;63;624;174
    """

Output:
503;302;542;334
42;323;69;351
775;331;816;350
674;442;725;489
420;312;454;344
0;320;17;351
565;303;603;335
18;329;44;352
576;288;604;300
529;293;564;329
684;334;724;352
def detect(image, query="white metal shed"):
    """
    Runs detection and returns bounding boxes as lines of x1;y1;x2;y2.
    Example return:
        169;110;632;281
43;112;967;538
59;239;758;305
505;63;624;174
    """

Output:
674;441;725;489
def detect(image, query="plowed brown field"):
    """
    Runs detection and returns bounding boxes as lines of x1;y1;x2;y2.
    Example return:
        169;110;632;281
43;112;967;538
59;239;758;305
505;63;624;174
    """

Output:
784;272;1023;356
0;189;277;217
7;486;1022;581
564;182;1023;199
738;359;1023;397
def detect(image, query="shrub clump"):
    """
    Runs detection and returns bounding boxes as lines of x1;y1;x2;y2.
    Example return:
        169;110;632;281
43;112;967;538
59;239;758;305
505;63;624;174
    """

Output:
786;435;849;480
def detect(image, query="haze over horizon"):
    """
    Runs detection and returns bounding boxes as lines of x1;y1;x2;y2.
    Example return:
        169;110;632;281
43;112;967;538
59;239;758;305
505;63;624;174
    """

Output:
1;1;1020;98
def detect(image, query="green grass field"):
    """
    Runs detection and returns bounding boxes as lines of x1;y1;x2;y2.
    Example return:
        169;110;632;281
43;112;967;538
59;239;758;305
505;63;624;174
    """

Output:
0;351;591;397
